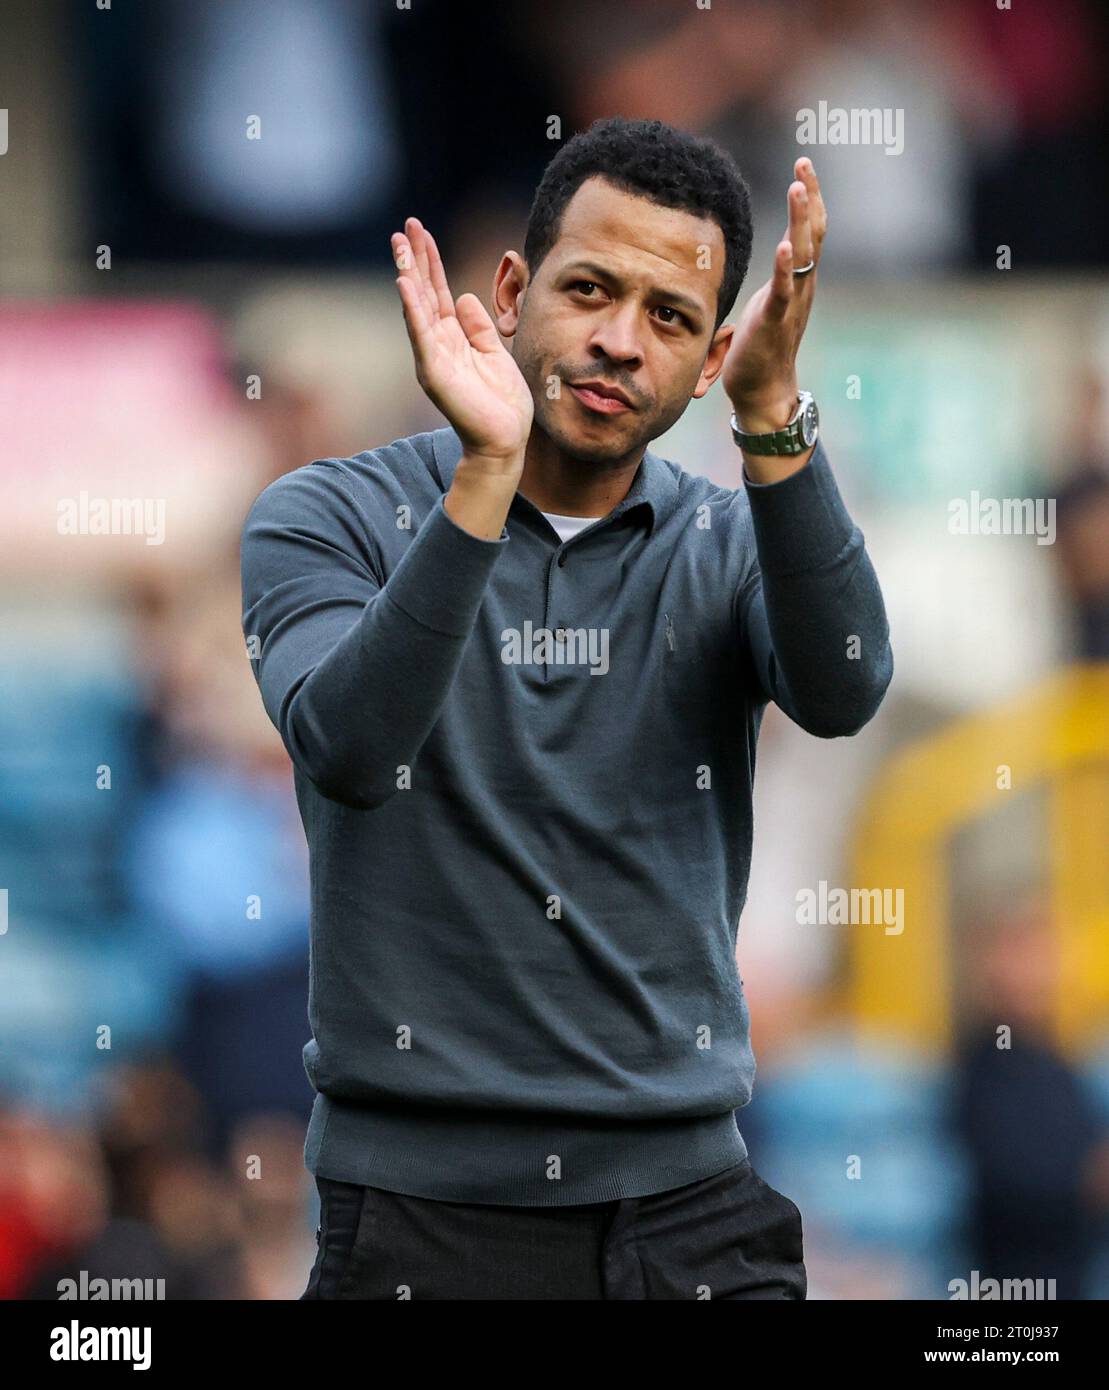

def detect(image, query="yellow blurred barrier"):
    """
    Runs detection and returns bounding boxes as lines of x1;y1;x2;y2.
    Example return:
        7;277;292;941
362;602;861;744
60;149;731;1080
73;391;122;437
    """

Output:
850;664;1109;1055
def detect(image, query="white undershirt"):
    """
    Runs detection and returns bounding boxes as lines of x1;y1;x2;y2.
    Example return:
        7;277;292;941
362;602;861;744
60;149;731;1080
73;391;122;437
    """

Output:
540;512;599;544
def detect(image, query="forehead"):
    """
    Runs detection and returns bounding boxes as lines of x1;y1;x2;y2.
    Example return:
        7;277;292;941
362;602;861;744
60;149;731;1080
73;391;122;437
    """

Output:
549;176;725;302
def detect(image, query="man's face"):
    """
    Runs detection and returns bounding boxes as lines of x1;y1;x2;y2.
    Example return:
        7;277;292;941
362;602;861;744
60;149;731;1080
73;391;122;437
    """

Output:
495;176;732;464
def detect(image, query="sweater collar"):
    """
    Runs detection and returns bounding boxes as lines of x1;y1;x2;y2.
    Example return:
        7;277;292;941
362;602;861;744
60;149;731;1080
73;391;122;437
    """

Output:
430;426;676;537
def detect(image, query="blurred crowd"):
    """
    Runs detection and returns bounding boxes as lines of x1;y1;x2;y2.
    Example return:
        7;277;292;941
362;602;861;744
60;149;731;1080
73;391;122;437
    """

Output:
58;0;1108;277
0;1070;314;1300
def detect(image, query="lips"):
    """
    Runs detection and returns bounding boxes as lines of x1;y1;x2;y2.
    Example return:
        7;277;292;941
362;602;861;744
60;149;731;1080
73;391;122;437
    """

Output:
569;380;636;414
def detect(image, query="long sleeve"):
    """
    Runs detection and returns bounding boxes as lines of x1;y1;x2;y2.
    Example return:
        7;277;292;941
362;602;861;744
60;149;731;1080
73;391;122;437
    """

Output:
734;439;893;737
241;461;508;808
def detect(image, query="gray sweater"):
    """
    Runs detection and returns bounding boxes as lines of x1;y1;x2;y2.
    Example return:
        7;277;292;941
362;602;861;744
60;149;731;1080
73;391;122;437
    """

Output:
240;425;893;1205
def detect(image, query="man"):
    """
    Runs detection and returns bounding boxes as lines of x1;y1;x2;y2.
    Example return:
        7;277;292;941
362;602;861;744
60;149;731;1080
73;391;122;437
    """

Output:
241;117;893;1300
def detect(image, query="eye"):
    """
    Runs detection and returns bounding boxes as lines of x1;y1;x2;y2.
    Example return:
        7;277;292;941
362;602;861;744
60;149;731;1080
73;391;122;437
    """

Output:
570;280;600;296
653;305;687;328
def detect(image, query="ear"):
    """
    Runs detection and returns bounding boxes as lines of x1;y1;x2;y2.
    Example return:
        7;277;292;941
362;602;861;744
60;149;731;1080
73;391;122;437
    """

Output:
492;252;529;338
691;323;734;400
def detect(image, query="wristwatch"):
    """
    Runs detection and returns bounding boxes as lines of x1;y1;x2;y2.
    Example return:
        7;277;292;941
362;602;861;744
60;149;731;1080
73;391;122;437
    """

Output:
730;390;819;456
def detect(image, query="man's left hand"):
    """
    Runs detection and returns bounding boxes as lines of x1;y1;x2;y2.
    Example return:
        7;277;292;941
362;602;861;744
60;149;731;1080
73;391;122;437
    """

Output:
722;158;827;437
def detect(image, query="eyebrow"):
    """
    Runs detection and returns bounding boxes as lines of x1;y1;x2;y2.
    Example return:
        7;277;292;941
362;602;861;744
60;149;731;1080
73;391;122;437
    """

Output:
559;260;707;323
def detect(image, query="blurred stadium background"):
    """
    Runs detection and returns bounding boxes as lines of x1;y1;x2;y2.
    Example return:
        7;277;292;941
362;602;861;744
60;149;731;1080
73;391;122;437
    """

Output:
1;0;1108;1299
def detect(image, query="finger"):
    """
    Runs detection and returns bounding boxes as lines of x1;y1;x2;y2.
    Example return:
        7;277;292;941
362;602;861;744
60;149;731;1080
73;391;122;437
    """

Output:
786;180;814;272
392;229;415;275
393;228;439;332
766;240;795;320
455;293;503;355
794;157;827;257
405;217;441;322
422;227;457;321
392;223;434;322
394;266;435;369
392;230;422;290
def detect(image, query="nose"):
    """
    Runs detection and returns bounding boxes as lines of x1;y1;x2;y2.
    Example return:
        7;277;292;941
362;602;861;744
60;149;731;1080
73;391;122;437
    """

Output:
587;301;644;367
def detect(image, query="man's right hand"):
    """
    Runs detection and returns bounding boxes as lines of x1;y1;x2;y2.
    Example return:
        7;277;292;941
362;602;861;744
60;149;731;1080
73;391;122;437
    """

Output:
392;217;534;481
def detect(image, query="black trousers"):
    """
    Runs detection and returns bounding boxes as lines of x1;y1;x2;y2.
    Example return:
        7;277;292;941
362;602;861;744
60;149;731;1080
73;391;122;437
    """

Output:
301;1158;806;1300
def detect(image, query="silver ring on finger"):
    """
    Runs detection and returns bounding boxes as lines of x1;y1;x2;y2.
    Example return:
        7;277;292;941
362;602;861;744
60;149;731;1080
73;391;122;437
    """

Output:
793;259;816;277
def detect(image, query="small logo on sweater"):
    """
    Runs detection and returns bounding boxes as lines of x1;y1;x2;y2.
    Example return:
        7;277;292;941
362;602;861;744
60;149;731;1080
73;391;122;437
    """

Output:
501;621;609;675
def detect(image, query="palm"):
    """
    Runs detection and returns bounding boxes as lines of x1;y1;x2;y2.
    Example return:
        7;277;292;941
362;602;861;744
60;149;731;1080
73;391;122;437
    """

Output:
721;157;827;415
393;218;533;460
721;274;805;405
420;312;533;453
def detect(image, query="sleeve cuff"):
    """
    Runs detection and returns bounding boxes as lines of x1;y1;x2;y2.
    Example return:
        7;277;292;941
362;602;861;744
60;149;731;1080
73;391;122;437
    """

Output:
380;493;509;638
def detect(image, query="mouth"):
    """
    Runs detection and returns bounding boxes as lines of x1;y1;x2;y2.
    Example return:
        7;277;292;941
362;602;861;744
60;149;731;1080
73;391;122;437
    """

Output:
568;380;636;415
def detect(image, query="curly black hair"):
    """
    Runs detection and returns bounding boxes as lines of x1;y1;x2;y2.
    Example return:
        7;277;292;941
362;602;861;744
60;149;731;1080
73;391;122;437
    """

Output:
523;117;753;333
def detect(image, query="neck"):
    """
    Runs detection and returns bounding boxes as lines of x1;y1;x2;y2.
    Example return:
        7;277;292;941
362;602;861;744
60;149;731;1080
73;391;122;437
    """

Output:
517;423;645;517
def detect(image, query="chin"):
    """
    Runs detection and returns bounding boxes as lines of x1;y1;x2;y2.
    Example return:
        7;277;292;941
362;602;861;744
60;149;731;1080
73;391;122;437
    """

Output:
546;410;645;464
564;434;631;464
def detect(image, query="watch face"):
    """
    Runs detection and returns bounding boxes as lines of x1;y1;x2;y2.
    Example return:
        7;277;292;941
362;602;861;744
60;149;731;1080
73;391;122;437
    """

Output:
801;399;819;447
